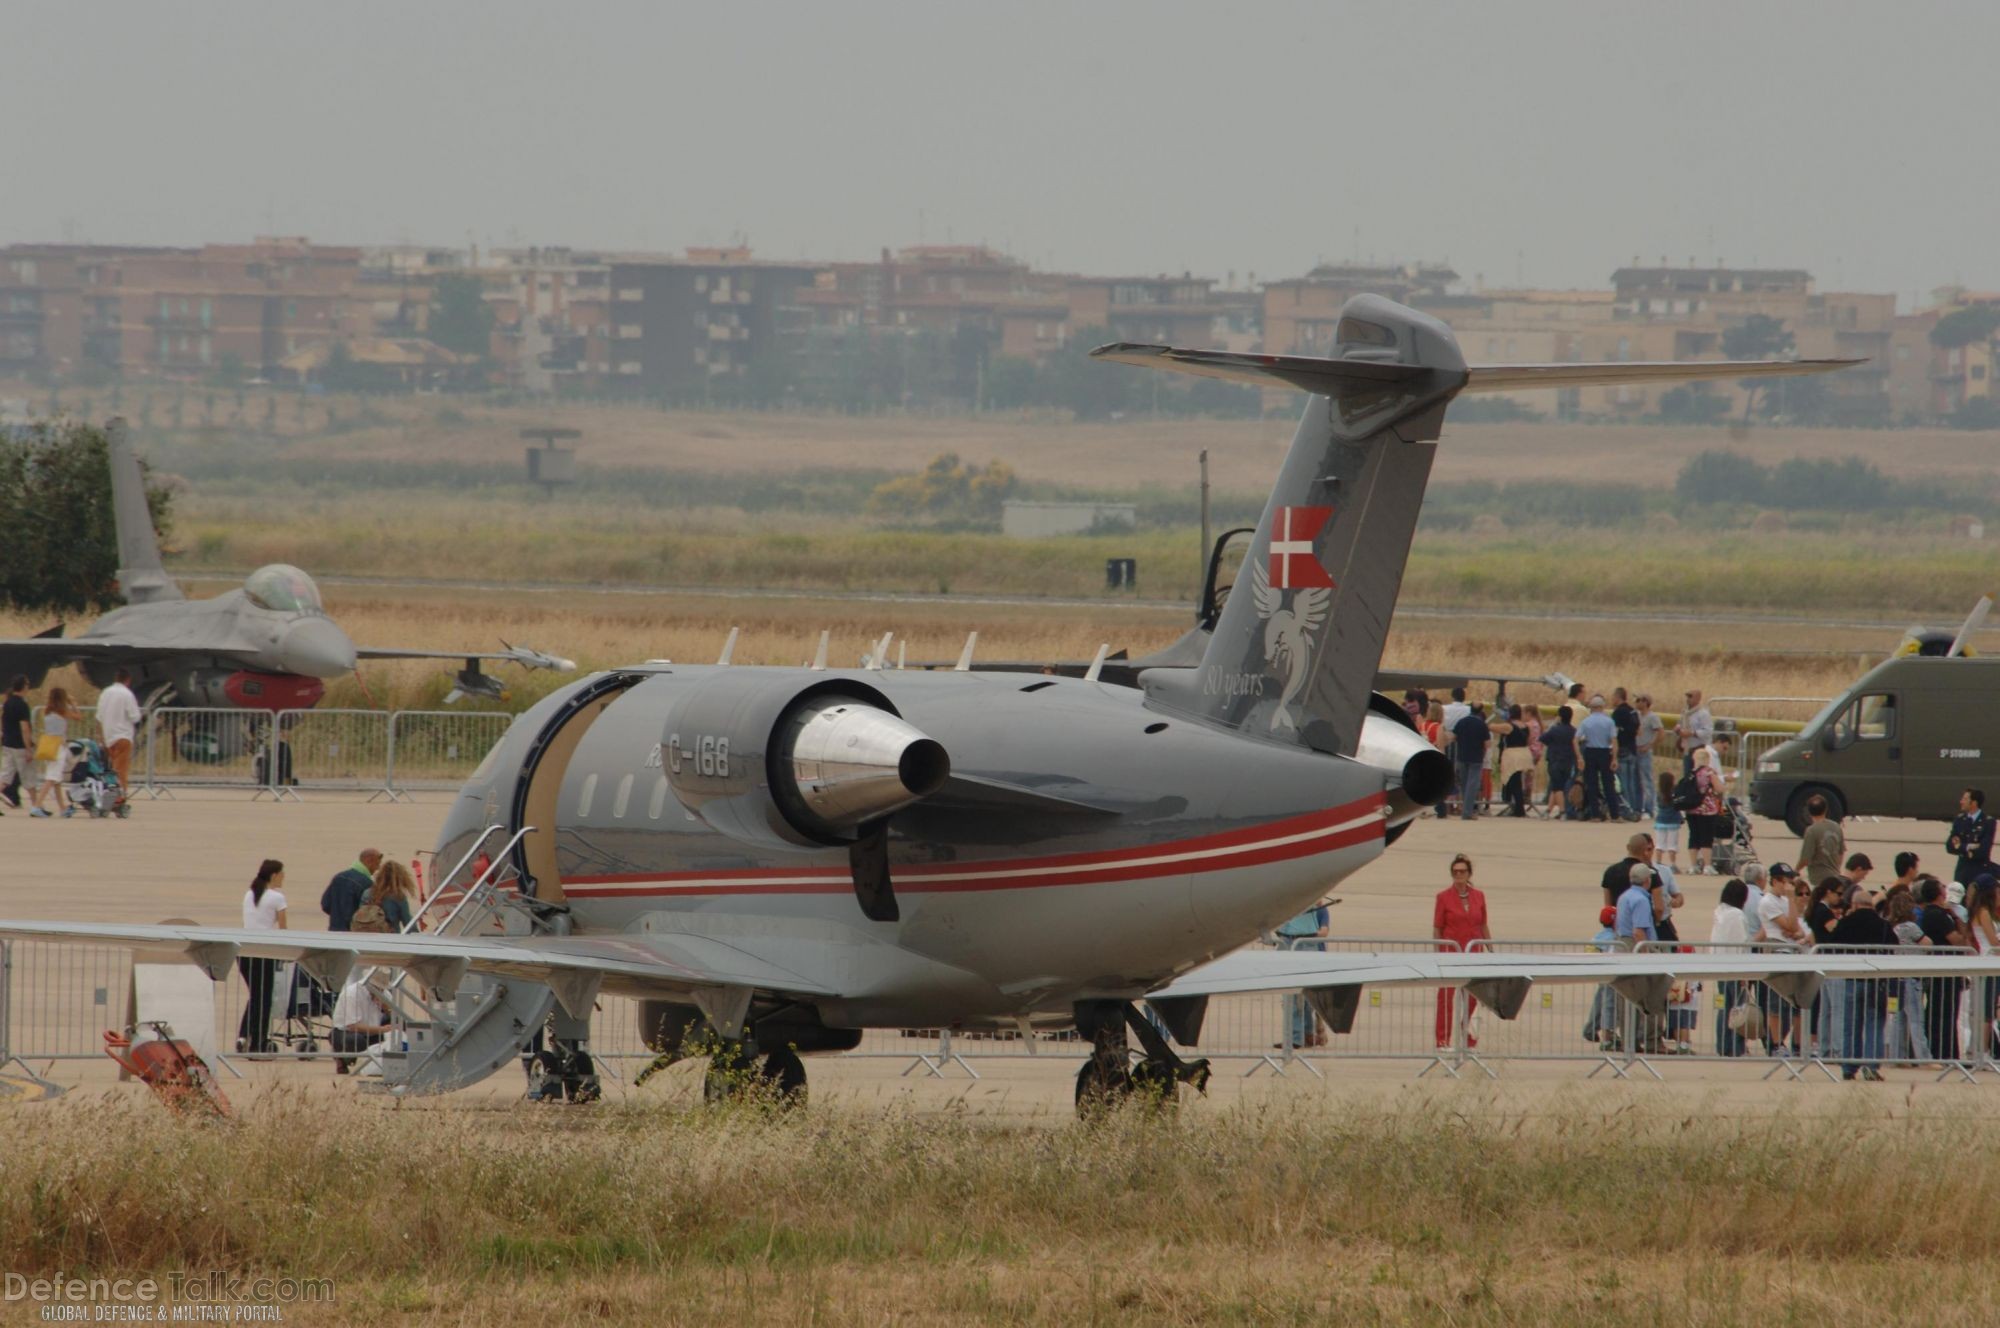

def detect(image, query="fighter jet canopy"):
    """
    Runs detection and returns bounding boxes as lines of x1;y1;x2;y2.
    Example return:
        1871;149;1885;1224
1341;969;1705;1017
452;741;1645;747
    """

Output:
244;564;323;614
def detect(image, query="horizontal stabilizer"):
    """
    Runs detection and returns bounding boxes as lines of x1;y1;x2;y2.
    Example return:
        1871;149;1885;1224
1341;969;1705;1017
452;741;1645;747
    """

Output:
1090;343;1429;396
1461;358;1862;394
1092;342;1860;399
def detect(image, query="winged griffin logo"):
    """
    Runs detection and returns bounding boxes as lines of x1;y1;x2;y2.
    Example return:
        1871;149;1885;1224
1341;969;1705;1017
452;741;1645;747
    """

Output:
1251;504;1336;732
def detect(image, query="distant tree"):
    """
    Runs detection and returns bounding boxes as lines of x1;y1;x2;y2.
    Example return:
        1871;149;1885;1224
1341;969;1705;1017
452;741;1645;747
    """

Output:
1675;449;1769;507
0;419;175;616
1771;455;1890;511
1722;315;1795;422
867;453;1018;527
1759;373;1832;426
1951;396;2000;431
1655;383;1730;425
1930;305;2000;349
428;273;496;359
981;356;1041;411
1042;326;1130;421
1185;377;1264;418
208;350;249;388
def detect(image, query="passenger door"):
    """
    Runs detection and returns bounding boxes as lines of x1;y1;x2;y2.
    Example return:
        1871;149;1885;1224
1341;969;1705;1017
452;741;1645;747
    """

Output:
1825;691;1902;815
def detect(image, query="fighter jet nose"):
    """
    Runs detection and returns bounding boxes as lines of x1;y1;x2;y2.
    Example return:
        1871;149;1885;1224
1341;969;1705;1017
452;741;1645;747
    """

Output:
277;618;358;678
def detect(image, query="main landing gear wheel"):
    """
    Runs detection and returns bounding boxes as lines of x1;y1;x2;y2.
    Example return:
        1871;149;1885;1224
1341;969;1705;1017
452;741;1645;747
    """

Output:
1070;999;1212;1117
528;1045;600;1103
703;1042;808;1107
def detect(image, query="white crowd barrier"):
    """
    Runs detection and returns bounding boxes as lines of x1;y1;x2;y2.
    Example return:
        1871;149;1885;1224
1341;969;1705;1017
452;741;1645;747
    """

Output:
11;935;2000;1092
124;706;507;801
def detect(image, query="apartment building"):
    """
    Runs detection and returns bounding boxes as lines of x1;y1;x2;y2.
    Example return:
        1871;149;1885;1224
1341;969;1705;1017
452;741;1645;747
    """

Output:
604;248;818;396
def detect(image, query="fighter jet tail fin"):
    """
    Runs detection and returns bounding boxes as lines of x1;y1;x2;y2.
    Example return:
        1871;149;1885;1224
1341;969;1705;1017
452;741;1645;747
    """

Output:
106;417;183;605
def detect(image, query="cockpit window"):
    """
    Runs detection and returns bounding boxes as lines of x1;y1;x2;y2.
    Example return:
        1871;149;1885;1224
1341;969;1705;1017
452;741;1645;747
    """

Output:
244;564;323;613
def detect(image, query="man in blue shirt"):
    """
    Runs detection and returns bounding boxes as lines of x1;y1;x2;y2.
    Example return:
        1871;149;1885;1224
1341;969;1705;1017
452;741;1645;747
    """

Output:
1613;865;1658;950
1451;703;1491;821
1577;695;1624;822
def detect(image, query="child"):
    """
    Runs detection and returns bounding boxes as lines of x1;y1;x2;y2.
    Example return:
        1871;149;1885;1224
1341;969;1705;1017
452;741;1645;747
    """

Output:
1586;906;1621;1048
1652;771;1683;868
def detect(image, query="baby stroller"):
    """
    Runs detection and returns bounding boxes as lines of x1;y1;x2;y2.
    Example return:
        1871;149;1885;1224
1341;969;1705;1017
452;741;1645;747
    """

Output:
271;962;336;1058
1711;795;1757;875
65;738;128;819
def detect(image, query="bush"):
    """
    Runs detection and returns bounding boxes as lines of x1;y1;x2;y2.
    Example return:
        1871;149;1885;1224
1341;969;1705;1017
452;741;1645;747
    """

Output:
1676;450;1769;506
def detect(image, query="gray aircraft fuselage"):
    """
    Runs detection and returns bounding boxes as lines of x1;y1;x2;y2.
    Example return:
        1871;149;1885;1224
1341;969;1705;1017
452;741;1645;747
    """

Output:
75;579;357;711
436;664;1388;1029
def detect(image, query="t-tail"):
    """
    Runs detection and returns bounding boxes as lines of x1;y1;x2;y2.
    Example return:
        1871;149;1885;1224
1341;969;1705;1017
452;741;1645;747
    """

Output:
1096;293;1858;757
106;416;183;604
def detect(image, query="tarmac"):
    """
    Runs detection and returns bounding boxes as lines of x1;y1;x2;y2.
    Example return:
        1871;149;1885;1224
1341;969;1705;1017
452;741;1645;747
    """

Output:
0;787;1981;1118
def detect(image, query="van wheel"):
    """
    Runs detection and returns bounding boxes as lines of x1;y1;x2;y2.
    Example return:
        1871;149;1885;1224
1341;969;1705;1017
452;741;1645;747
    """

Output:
1784;786;1844;837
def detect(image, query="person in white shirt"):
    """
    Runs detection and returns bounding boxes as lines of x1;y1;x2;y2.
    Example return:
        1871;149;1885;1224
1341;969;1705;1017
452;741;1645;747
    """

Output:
1756;864;1809;1055
1711;877;1755;1055
330;975;393;1075
237;859;287;1056
95;668;143;808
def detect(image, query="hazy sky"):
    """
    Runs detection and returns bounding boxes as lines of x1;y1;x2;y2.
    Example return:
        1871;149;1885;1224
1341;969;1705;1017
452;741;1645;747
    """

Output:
9;2;1993;305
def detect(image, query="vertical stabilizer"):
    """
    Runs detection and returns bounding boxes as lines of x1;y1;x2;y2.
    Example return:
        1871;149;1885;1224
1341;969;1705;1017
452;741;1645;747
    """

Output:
107;417;182;604
1115;296;1466;756
1093;297;1860;757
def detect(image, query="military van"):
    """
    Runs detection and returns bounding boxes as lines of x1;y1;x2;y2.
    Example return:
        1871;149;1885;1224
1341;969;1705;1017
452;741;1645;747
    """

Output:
1749;654;1999;834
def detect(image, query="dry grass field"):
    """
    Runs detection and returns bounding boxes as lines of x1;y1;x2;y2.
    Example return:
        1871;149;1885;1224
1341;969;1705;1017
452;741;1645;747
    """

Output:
0;587;1874;720
5;1090;1997;1325
74;383;2000;489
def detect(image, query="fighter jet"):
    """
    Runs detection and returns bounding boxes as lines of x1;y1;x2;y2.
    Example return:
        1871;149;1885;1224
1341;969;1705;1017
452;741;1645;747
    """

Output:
4;297;1901;1111
0;419;574;711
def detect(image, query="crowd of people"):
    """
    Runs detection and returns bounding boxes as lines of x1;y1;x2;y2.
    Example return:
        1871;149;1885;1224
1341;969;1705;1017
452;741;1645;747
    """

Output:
1411;682;1748;873
231;845;423;1067
0;670;142;817
1580;785;2000;1071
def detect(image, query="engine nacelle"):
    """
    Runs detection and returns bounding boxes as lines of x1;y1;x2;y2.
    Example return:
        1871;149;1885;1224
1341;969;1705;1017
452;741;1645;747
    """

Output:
661;672;951;849
1356;707;1453;826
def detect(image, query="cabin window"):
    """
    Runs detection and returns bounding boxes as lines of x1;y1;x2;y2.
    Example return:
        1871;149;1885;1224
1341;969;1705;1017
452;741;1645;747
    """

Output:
612;773;634;819
577;772;598;817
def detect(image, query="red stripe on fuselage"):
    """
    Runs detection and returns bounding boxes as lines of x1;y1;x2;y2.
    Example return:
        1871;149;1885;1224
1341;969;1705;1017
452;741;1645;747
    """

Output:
562;793;1385;899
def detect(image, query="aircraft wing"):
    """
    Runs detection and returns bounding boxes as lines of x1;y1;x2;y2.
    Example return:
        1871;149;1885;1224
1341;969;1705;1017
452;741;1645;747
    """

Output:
0;920;837;1017
1149;948;2000;1003
355;644;576;672
0;629;183;685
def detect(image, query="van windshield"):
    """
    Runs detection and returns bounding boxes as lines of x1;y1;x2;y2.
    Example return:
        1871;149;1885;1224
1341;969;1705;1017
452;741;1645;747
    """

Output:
1803;692;1849;738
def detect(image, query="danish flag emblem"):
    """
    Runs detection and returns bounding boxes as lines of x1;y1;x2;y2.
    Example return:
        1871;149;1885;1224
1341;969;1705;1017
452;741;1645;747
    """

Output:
1268;505;1335;589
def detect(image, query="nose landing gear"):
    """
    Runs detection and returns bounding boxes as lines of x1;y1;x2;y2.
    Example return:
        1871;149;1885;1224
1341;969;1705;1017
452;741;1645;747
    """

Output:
1072;999;1211;1113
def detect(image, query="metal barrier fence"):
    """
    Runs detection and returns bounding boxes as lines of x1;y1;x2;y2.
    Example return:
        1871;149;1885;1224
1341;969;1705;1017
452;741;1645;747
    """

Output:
125;706;508;800
387;711;514;797
12;934;2000;1092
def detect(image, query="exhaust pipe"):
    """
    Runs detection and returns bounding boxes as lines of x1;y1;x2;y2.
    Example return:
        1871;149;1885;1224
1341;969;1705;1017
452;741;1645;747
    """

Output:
779;697;951;834
1356;712;1453;825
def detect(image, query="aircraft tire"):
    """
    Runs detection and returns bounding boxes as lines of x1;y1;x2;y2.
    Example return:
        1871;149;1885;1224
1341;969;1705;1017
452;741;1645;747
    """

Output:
1073;1057;1131;1115
760;1047;807;1106
1125;1059;1182;1112
702;1041;758;1104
